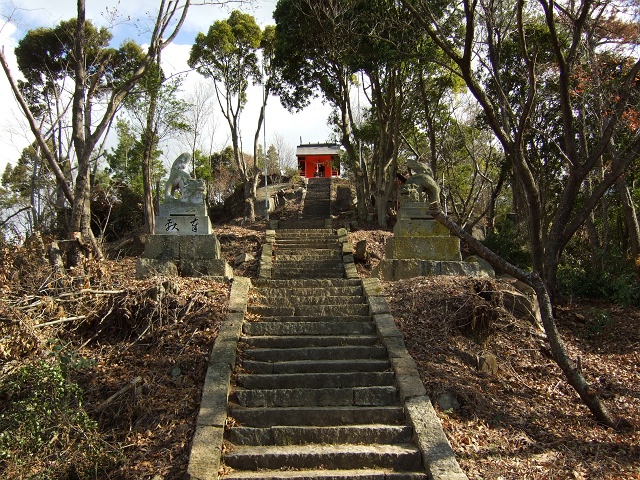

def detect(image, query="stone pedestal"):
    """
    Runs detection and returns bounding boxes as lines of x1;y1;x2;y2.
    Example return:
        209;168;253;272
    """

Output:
375;203;484;280
137;234;232;279
154;202;213;235
137;201;231;279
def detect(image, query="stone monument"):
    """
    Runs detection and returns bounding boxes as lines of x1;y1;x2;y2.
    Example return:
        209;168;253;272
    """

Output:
374;159;484;280
136;153;232;279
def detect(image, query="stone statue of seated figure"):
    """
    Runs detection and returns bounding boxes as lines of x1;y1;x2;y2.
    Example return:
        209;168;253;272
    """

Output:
400;158;440;205
164;152;205;204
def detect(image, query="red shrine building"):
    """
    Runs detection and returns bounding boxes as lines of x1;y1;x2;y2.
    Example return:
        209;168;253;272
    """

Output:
296;143;341;178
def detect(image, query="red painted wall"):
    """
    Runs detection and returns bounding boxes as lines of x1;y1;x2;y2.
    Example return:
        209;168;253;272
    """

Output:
298;155;338;178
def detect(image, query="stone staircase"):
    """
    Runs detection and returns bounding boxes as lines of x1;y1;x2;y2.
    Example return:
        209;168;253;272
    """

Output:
222;236;427;478
270;229;345;279
278;177;332;230
187;177;467;480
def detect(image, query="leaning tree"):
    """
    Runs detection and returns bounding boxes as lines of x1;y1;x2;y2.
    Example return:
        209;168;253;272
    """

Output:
401;0;640;427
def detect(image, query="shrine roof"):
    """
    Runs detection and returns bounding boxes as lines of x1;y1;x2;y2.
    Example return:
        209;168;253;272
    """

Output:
296;143;341;156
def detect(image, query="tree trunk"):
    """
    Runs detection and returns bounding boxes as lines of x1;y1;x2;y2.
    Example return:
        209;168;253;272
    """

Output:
243;178;257;223
375;192;387;228
338;102;368;222
141;94;158;235
142;133;156;235
616;175;640;276
429;201;622;429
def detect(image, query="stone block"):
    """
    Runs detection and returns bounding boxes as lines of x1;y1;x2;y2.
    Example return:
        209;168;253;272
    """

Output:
229;277;251;313
155;214;212;235
381;336;408;357
212;323;242;369
394;218;451;237
440;261;481;276
179;236;221;260
158;202;208;217
180;259;232;278
362;277;384;297
144;235;180;260
390;354;419;373
465;255;495;277
187;425;223;480
373;259;395;280
196;364;231;427
368;296;390;315
395;259;422;279
233;252;254;266
386;237;462;261
397;374;427;400
374;313;403;338
344;263;359;279
405;396;469;480
135;258;178;279
502;289;542;327
397;202;434;220
420;260;440;276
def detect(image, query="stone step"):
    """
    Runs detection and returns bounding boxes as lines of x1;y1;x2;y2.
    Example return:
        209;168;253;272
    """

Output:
222;469;427;479
233;386;398;408
275;228;334;234
271;271;345;280
274;253;342;261
275;233;336;240
244;345;388;362
251;295;366;307
242;358;390;374
247;304;368;317
274;236;338;241
247;315;371;323
252;286;363;297
228;405;406;427
228;424;413;446
277;220;329;229
274;234;338;240
223;443;423;471
241;335;378;349
296;304;370;316
251;279;361;288
273;244;340;251
247;305;296;316
272;261;344;270
274;233;337;238
242;320;375;336
236;372;395;390
271;264;345;271
274;245;341;251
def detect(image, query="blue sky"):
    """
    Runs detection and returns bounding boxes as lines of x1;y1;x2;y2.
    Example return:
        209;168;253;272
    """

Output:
0;0;333;173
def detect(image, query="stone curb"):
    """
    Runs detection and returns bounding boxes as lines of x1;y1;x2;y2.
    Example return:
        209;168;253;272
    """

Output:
363;277;468;480
336;230;359;280
258;231;276;279
186;277;250;480
406;396;469;480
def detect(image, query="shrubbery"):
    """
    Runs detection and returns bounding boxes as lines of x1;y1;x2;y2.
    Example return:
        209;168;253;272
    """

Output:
482;220;532;270
557;247;640;306
0;357;117;478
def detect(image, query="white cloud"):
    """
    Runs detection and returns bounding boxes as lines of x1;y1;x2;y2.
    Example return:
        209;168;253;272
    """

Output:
0;1;334;173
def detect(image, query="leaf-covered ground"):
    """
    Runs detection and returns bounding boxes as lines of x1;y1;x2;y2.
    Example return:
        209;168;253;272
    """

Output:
385;276;640;480
1;224;639;479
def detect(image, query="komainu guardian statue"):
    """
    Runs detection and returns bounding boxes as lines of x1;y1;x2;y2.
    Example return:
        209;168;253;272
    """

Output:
400;158;440;205
164;153;205;204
